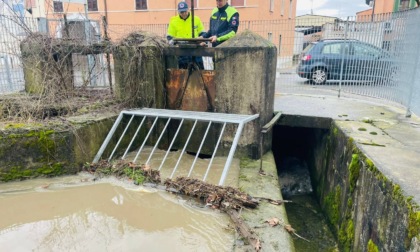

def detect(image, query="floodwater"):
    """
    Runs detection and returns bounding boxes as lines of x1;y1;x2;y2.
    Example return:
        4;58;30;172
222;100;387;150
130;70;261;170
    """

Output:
123;147;240;188
278;156;338;251
0;149;240;251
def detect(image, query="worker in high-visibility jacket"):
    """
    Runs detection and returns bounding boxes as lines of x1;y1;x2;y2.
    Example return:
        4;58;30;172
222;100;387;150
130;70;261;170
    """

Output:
167;2;205;69
201;0;239;47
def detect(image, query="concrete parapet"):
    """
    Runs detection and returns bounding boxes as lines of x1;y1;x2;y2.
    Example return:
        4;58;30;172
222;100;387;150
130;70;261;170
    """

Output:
20;34;73;95
215;30;277;157
0;112;118;182
113;32;167;108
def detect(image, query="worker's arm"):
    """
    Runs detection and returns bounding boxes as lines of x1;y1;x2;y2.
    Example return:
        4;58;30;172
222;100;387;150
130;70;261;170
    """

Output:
216;12;239;43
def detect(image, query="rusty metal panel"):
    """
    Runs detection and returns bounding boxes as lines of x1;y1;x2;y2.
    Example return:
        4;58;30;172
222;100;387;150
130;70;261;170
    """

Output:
166;69;215;112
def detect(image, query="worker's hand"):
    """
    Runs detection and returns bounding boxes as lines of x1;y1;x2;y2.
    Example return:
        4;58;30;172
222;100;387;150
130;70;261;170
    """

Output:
199;42;208;47
209;35;217;43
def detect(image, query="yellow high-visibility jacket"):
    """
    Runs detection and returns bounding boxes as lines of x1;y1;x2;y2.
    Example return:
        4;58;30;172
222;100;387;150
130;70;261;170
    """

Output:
167;13;205;40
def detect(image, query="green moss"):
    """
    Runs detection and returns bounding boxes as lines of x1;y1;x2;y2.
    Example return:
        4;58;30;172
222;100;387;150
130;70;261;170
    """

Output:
367;239;379;252
5;123;27;129
324;185;341;226
239;157;254;168
407;208;420;247
1;166;27;181
1;163;64;181
347;198;353;209
338;219;354;252
369;132;378;135
239;174;250;182
36;163;64;176
366;159;374;169
333;127;338;136
358;128;367;131
123;167;146;185
348;154;360;193
362;119;373;123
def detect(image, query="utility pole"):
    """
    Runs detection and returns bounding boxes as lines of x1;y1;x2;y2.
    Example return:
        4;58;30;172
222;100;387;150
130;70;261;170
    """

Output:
371;0;376;22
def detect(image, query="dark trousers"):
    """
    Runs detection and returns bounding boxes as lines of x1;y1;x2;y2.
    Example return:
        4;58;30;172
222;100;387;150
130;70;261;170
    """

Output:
178;56;204;70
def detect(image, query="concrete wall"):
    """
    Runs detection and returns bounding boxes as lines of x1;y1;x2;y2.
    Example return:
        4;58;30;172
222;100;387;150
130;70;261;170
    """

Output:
306;122;419;251
215;30;277;156
0;114;117;182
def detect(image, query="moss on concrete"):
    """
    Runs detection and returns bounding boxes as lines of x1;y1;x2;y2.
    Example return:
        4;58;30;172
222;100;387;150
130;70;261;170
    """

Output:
348;153;360;193
407;202;420;247
1;162;65;181
0;114;118;182
338;219;354;252
367;239;379;252
324;185;341;227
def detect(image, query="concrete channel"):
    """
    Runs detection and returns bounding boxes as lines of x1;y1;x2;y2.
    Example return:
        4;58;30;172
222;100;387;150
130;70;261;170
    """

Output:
1;30;419;251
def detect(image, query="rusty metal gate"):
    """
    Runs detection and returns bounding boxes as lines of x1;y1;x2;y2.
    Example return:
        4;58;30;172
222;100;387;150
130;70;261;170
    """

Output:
93;108;259;185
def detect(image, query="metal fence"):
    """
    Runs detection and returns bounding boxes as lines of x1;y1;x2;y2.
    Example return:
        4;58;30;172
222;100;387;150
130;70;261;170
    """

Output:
1;8;420;116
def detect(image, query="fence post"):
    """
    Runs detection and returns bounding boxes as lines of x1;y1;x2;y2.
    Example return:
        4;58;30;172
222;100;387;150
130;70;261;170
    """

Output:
338;17;349;98
4;56;13;90
404;9;420;117
102;15;113;94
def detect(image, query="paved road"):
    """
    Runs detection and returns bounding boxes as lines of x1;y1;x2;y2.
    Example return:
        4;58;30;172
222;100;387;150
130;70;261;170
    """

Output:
275;67;403;102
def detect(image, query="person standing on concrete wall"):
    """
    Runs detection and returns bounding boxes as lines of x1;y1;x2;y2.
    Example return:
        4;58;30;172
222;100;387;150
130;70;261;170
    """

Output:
167;2;205;69
200;0;239;47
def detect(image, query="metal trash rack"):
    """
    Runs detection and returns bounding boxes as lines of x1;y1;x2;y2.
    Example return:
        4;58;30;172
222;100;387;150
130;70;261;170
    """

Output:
93;108;259;185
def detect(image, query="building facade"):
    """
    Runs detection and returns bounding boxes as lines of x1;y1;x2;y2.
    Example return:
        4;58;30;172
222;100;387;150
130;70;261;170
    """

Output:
33;0;297;25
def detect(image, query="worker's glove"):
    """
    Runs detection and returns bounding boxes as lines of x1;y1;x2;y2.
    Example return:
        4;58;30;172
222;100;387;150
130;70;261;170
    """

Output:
169;40;175;45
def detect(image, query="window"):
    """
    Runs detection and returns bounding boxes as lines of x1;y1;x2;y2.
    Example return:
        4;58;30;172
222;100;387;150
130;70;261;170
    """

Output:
321;43;349;55
185;0;198;8
231;0;244;7
352;43;381;57
270;0;274;12
87;0;98;11
53;1;63;13
136;0;147;10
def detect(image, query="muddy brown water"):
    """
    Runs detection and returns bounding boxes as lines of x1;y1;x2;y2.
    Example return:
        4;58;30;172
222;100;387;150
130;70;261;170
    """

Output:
0;148;239;251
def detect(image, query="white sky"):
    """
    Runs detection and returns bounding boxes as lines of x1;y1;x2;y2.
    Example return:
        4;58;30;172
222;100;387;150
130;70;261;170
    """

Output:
297;0;371;18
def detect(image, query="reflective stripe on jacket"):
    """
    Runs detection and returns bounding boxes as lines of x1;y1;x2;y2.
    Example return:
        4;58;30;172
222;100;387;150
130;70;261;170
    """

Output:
203;4;239;47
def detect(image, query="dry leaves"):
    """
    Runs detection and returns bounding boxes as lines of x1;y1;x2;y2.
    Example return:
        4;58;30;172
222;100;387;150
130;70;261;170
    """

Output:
265;217;310;242
266;217;280;227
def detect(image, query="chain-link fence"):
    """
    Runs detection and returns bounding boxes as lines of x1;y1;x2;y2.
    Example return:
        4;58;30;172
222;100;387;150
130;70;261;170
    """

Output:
1;8;420;116
0;14;38;93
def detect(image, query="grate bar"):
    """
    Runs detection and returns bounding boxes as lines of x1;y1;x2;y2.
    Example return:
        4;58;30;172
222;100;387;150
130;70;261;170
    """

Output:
93;108;259;186
108;115;134;161
121;108;258;124
122;116;146;159
219;122;245;185
188;121;212;177
170;119;198;179
146;118;171;165
93;112;124;163
203;122;226;182
133;116;159;163
158;119;185;171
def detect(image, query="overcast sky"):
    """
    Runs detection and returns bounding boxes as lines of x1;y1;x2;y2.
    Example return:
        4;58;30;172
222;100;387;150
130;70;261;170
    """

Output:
297;0;371;18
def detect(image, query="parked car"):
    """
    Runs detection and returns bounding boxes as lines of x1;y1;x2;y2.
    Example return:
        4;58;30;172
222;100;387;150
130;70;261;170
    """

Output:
297;39;396;85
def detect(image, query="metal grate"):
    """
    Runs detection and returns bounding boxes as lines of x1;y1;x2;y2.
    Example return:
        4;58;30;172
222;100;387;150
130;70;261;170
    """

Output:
93;108;259;185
